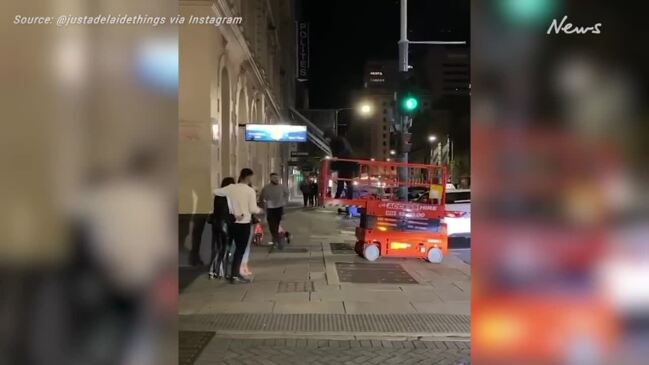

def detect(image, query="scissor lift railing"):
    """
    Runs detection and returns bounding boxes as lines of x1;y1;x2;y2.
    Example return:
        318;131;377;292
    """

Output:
318;158;448;209
318;158;450;263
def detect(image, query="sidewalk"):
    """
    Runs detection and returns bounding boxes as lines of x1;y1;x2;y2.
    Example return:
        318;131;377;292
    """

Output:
180;336;470;365
179;205;470;333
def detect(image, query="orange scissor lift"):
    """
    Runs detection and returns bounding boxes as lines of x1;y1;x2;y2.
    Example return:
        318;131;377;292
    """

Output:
318;158;449;263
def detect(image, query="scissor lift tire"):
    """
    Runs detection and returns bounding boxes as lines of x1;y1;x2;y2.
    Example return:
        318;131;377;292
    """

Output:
363;243;380;262
427;247;443;264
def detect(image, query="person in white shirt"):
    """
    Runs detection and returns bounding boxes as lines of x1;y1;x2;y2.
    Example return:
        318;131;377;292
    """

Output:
213;168;262;284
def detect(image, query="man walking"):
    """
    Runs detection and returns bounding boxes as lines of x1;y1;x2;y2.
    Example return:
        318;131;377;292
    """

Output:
213;168;262;284
260;173;289;250
299;177;311;207
309;177;319;207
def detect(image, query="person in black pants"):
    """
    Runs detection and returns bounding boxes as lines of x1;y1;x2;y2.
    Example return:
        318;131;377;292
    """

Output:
213;168;262;284
266;207;283;246
335;166;355;198
209;177;235;279
309;178;319;207
179;214;207;266
323;128;356;199
260;173;289;250
299;178;310;207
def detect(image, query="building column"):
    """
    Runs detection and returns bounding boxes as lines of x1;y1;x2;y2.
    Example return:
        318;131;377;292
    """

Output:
179;3;221;264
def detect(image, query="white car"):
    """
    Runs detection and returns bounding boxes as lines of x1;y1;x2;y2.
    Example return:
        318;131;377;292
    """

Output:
444;189;470;238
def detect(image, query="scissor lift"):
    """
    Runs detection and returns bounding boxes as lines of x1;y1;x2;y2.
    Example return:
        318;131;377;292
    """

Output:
318;158;448;263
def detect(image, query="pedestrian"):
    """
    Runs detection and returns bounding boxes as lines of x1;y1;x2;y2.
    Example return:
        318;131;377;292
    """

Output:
324;128;356;199
239;222;254;276
260;173;290;249
208;177;235;279
299;177;311;207
240;183;258;277
213;168;262;284
309;177;319;207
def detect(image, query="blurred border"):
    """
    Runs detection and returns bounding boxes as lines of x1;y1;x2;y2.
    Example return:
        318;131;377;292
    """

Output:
1;1;177;364
472;1;648;364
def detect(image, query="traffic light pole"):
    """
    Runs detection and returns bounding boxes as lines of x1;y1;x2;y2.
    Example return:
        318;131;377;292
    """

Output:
397;0;410;201
396;0;466;201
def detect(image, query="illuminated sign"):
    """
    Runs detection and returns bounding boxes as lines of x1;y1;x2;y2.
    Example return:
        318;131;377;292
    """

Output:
296;22;309;81
245;124;307;143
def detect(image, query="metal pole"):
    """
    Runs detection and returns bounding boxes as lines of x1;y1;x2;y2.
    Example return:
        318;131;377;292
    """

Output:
397;0;410;201
450;137;454;182
334;109;339;136
394;0;465;200
399;0;408;73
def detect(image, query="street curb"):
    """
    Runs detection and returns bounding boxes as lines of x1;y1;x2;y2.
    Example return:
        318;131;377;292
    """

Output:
180;313;470;339
177;329;471;340
322;241;342;286
204;333;471;342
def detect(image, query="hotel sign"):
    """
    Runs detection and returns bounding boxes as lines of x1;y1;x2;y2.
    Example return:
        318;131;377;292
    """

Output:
296;22;309;81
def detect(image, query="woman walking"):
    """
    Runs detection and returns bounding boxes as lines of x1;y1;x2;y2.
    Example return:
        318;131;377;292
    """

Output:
209;177;235;279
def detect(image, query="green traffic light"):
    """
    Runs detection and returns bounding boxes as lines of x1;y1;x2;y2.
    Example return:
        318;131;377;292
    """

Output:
497;0;559;26
403;96;418;111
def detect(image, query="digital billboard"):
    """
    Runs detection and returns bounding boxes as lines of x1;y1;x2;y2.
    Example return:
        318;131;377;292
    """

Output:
244;124;307;142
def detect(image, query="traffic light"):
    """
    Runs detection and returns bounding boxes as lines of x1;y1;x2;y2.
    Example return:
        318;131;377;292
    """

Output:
397;91;420;116
402;94;419;112
397;71;420;117
496;0;560;27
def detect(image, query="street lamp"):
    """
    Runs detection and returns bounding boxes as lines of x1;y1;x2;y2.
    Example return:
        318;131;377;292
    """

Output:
358;102;372;116
390;149;396;156
331;103;373;135
428;135;438;164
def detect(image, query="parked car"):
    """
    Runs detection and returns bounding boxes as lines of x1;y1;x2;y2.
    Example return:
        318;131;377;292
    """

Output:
416;189;470;238
444;189;470;238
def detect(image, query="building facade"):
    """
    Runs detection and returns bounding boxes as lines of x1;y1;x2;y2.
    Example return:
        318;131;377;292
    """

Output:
424;47;470;101
179;0;296;216
363;60;398;90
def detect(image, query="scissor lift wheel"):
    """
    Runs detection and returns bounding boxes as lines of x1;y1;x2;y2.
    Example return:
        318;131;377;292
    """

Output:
363;243;380;262
427;247;443;263
354;241;364;256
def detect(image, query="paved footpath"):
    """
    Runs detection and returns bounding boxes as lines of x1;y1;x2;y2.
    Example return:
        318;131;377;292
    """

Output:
186;337;470;365
180;204;470;364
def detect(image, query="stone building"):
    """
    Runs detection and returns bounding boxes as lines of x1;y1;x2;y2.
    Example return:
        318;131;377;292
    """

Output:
179;0;296;218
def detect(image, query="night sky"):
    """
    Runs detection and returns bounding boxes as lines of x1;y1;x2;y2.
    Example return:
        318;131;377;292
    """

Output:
303;0;470;109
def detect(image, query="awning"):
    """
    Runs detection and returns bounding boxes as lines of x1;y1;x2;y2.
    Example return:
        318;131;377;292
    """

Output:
289;107;332;156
